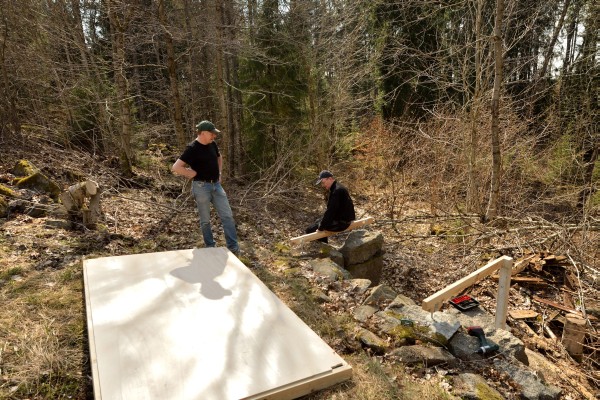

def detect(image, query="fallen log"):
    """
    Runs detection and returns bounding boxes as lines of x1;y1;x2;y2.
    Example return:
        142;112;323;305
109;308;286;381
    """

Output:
290;217;374;244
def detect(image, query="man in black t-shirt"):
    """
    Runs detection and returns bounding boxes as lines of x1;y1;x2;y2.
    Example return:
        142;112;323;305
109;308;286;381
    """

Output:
172;121;239;254
306;170;355;243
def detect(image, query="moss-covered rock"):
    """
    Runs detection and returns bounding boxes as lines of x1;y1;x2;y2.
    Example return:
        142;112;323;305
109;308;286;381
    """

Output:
0;195;8;217
355;327;388;354
10;159;38;177
453;373;504;400
15;172;61;201
0;183;19;198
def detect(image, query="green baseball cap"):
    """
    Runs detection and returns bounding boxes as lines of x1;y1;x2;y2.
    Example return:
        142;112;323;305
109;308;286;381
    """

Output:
195;120;221;134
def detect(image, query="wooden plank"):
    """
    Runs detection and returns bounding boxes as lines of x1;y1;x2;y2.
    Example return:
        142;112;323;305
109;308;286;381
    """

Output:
495;276;546;284
509;309;539;319
83;265;102;398
290;217;374;244
495;257;512;329
562;316;587;362
83;248;352;400
532;295;580;315
247;364;352;400
512;255;535;275
422;256;512;312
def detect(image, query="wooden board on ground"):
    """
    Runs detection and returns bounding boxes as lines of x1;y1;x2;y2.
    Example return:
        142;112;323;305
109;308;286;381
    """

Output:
83;248;352;400
290;217;374;244
509;309;539;319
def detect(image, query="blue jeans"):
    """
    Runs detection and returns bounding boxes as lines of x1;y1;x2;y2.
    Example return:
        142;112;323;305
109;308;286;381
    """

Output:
191;181;239;253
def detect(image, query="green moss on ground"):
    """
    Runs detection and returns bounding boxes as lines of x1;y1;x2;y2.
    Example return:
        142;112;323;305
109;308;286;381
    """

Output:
0;183;19;198
15;172;61;199
11;159;38;177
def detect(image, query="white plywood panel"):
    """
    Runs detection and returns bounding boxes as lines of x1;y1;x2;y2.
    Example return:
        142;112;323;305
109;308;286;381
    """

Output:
83;248;351;400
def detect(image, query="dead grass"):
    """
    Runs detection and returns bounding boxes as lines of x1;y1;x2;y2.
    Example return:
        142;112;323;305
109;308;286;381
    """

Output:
0;271;84;399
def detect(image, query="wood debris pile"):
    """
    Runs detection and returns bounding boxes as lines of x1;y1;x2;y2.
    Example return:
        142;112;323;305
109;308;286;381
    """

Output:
472;251;599;390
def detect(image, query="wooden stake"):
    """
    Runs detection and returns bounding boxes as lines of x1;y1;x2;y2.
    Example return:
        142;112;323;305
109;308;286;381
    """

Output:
495;257;512;330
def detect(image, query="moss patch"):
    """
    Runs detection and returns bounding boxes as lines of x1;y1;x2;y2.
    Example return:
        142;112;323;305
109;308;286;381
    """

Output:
15;172;61;200
476;381;504;400
0;183;19;198
10;159;38;177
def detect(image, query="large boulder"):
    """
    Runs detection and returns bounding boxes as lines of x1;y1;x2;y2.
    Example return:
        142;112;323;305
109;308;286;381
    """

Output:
345;254;383;284
452;373;505;400
387;294;417;308
388;345;456;367
446;308;527;364
307;258;351;282
363;284;397;307
355;327;388;354
340;229;384;266
345;278;372;295
15;172;61;200
493;358;562;400
374;304;461;347
353;305;378;322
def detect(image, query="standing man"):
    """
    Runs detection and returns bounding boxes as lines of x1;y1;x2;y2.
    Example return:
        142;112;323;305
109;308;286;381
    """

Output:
172;120;240;254
306;170;356;243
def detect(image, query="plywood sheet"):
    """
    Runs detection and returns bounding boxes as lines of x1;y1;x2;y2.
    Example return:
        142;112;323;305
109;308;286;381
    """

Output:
83;248;351;400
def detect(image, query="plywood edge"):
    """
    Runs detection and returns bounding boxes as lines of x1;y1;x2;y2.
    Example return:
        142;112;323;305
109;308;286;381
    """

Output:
245;363;352;400
82;260;102;399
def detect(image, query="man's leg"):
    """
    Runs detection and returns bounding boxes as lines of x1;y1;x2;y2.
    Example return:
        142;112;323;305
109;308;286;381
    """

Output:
305;219;327;243
192;181;216;247
305;221;319;234
212;183;239;253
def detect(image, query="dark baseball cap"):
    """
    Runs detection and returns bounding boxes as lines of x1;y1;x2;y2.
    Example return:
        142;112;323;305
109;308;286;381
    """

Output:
196;120;221;134
315;170;333;185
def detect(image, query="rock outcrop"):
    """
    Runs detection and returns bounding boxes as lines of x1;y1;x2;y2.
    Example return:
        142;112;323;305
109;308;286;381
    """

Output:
297;232;563;400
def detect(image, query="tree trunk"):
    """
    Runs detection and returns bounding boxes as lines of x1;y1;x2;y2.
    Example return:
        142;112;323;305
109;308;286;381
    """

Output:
213;0;229;176
107;0;134;177
467;0;484;214
0;3;21;138
526;0;571;122
71;0;111;154
485;0;505;222
575;1;599;211
539;0;571;80
158;0;186;149
182;0;198;131
222;0;243;177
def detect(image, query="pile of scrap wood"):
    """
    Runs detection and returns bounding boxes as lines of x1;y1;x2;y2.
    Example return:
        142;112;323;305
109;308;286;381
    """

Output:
494;252;598;366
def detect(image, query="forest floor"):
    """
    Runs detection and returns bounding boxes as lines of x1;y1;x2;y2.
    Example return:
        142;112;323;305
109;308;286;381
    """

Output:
0;141;598;399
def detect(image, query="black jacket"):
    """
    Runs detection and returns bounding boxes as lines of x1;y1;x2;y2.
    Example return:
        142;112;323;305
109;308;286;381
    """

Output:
319;180;355;231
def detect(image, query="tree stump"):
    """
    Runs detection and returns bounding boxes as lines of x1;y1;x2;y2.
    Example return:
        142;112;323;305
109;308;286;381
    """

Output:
60;180;102;228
